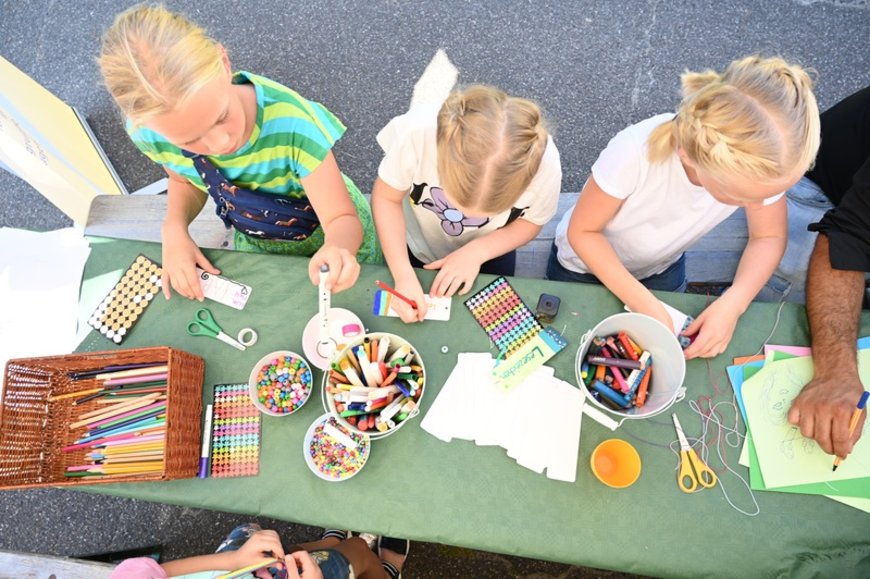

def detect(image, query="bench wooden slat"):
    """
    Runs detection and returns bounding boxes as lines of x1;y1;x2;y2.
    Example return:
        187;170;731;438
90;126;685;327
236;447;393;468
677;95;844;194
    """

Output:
0;549;115;578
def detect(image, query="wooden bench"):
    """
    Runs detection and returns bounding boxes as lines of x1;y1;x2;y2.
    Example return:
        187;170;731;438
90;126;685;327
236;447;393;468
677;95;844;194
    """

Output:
0;549;115;578
85;193;747;283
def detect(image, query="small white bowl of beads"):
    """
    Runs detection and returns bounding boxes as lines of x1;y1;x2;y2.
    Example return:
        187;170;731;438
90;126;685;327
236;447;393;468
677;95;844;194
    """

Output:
248;350;313;416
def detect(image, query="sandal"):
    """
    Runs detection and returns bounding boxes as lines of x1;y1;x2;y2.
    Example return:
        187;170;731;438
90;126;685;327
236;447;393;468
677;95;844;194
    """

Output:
378;536;409;579
356;532;379;551
319;529;351;542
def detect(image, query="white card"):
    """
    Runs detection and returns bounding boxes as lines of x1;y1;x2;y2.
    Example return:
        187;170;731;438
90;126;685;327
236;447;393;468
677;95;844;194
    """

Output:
624;301;688;336
197;268;252;310
545;378;585;482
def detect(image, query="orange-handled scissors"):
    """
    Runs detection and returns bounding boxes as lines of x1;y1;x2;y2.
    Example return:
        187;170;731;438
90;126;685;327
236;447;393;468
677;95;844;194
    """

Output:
672;413;717;493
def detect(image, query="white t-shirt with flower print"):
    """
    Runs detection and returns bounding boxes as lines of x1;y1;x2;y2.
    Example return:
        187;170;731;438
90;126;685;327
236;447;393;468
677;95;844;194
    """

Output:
376;104;562;263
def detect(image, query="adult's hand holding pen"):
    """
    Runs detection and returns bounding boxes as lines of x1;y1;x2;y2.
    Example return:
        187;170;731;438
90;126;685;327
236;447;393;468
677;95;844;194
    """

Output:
788;372;867;458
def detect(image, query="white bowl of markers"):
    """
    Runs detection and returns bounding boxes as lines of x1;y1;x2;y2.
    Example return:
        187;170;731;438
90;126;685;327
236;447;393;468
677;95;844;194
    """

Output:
321;332;425;439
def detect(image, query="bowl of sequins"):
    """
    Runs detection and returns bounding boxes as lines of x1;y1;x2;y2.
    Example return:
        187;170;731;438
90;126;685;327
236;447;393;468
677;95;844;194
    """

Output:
321;332;425;439
304;413;371;481
248;351;313;416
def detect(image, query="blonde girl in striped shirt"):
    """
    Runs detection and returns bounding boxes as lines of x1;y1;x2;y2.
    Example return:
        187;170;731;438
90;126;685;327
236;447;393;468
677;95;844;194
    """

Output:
99;5;380;299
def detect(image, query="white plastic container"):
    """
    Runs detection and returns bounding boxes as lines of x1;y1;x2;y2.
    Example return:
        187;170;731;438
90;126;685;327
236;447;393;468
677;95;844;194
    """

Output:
575;313;686;428
321;332;425;440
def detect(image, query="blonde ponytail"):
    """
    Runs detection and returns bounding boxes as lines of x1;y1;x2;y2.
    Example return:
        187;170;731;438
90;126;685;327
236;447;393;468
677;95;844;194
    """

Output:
649;56;820;181
437;85;549;214
99;3;225;124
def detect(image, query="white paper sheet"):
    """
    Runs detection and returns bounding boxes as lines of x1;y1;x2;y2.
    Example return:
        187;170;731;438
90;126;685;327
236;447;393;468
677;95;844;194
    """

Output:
0;228;90;383
421;354;584;482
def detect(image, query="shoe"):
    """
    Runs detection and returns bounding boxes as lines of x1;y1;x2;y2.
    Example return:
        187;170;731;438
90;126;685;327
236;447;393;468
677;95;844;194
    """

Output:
319;529;351;542
357;532;379;551
378;536;409;579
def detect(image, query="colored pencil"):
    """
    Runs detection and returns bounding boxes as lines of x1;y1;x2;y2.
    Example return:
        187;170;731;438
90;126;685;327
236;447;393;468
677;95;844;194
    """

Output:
833;391;870;471
375;280;418;310
48;387;103;402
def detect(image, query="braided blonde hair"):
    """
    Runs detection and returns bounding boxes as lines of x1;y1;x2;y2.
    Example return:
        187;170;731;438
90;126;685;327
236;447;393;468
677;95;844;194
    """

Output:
437;85;549;214
98;3;225;125
648;55;820;182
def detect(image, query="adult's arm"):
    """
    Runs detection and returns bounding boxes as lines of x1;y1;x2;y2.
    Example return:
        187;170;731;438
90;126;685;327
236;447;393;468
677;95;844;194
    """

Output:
788;234;866;457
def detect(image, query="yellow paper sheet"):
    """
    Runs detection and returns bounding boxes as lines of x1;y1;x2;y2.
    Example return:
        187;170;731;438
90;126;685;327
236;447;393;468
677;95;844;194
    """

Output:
742;353;870;488
0;56;123;223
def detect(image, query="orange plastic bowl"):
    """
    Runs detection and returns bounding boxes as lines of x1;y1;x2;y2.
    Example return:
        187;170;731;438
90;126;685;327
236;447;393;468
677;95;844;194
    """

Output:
590;438;642;488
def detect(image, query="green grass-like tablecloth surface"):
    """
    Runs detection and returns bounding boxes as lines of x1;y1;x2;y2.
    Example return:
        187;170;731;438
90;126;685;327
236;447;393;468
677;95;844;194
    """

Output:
74;237;870;578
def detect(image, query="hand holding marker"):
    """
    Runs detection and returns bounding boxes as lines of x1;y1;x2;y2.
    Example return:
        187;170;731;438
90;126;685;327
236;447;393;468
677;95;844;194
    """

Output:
375;280;418;310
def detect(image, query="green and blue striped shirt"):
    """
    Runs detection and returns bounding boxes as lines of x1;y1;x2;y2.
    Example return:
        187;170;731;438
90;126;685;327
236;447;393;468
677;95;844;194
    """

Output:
127;71;346;198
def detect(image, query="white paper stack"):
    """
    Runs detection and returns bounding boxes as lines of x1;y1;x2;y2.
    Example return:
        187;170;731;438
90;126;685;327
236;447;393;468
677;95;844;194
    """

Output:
0;228;91;378
421;352;585;482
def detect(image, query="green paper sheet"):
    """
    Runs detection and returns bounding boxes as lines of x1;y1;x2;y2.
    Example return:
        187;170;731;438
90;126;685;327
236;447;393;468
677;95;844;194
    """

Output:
742;353;870;490
733;355;870;499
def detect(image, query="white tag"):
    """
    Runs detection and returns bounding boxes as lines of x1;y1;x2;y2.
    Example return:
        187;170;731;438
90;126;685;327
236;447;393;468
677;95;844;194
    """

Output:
197;268;252;310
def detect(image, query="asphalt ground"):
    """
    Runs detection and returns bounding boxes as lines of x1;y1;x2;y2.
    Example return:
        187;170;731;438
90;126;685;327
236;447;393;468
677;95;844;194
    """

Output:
1;1;868;576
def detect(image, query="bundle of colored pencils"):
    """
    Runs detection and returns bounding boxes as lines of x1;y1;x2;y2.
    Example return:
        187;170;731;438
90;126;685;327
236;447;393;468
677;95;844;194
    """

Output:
59;362;168;478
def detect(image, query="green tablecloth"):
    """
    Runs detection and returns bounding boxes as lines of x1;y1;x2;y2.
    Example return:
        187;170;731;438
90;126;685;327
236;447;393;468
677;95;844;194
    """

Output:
76;237;870;578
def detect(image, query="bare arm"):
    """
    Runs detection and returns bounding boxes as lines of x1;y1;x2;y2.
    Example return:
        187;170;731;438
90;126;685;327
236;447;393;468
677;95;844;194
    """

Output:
302;151;363;293
161;529;286;576
567;176;672;329
371;176;426;323
788;234;867;457
683;196;787;359
160;168;219;301
426;217;541;297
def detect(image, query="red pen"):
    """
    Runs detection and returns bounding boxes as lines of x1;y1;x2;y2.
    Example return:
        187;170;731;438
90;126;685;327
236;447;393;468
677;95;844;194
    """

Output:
375;280;418;310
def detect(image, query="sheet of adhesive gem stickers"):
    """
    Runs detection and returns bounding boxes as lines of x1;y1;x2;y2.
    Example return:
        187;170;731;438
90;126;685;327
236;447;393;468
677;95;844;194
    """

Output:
210;383;260;477
464;276;543;357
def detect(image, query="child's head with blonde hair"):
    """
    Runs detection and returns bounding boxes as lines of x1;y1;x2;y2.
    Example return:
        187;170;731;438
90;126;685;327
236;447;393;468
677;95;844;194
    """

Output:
98;3;225;125
648;55;820;202
437;85;549;215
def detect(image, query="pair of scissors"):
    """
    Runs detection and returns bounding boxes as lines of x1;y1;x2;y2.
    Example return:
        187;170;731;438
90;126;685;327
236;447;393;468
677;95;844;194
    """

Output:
672;413;718;493
187;308;253;351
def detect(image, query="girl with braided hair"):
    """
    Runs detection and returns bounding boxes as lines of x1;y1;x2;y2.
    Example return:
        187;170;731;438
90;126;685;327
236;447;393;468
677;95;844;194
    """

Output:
548;56;820;359
372;85;562;323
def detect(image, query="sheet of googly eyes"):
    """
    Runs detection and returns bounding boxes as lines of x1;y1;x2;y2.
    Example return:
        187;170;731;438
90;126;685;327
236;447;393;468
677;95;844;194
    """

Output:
87;254;162;344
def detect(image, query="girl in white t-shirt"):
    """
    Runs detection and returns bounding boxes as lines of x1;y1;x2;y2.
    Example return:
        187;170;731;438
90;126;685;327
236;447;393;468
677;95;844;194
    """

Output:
372;85;562;323
548;56;820;358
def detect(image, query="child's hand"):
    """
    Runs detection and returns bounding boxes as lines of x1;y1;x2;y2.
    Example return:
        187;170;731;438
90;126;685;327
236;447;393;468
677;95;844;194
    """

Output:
682;296;741;359
309;245;360;294
161;228;220;301
285;551;324;579
424;245;484;297
230;529;286;573
633;300;674;339
393;275;427;323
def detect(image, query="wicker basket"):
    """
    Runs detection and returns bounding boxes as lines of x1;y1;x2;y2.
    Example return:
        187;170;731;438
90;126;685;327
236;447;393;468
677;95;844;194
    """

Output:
0;346;204;489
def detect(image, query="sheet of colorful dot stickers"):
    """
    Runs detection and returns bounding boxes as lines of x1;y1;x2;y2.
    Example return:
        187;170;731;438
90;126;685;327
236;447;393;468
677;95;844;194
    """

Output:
87;254;162;344
464;276;543;357
211;383;260;477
